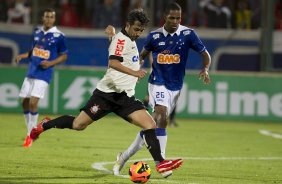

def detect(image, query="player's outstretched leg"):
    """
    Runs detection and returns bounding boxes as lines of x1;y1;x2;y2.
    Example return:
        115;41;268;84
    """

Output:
30;115;75;140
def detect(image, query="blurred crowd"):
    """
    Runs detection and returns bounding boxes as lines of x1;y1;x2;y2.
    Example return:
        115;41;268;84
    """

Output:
0;0;282;30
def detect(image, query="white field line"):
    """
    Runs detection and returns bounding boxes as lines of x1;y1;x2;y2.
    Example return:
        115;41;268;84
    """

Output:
91;157;282;183
259;129;282;139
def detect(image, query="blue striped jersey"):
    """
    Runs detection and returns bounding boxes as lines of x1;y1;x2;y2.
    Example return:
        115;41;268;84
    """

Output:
144;25;206;90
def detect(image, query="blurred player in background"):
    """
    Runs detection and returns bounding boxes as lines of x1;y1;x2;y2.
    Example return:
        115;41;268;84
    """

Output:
30;9;183;174
109;2;211;177
15;8;68;147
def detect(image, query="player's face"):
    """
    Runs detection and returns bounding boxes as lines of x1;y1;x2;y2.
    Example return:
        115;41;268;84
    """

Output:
42;11;56;30
126;21;146;41
164;10;181;33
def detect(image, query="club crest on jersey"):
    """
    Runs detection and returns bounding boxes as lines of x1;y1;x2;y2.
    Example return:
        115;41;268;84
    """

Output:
114;39;125;56
157;53;180;64
32;47;50;59
132;55;139;62
90;104;100;114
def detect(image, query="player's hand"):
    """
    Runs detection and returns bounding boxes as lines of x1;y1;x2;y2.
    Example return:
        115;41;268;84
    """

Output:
15;54;26;64
135;69;147;80
40;60;51;69
198;69;211;85
15;55;22;64
105;25;116;38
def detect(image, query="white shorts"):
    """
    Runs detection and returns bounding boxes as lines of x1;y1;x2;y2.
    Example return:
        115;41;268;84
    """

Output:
19;77;48;99
148;83;181;116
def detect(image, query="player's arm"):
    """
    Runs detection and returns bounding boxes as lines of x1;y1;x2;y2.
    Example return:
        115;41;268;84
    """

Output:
139;48;151;66
109;59;147;79
198;50;211;84
40;53;67;69
15;50;32;64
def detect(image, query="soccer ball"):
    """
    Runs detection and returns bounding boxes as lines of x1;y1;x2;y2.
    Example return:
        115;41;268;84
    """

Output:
129;161;151;183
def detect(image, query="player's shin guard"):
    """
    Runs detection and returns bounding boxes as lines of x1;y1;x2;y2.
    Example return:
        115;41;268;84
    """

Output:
42;115;74;130
142;129;164;163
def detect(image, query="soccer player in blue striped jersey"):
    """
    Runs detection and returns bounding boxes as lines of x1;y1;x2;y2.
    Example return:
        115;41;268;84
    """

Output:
112;2;211;177
16;8;68;147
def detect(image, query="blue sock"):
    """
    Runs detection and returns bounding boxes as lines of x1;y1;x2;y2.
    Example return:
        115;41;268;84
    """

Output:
155;128;166;136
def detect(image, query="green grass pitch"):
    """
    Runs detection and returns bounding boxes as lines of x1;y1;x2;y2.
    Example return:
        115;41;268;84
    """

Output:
0;113;281;184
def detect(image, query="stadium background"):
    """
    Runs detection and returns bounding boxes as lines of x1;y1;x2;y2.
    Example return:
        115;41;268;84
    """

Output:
0;0;281;122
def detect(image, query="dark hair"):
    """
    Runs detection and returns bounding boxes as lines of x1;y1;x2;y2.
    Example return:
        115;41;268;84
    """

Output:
126;9;150;26
164;2;182;15
43;8;56;15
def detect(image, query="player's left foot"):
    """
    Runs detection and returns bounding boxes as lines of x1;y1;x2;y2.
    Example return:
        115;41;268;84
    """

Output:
113;152;126;175
22;135;33;148
30;117;51;141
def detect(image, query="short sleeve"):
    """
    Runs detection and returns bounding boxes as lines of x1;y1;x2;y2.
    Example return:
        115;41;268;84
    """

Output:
189;30;206;53
57;34;68;54
108;34;127;62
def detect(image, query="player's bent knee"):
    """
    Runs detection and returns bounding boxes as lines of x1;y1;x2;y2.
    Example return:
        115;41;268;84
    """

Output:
72;121;87;131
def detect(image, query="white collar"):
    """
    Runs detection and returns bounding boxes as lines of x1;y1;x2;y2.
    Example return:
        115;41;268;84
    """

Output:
40;26;58;34
162;25;181;37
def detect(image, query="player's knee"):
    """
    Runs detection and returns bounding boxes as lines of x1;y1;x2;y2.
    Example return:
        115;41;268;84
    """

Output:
72;120;87;130
154;113;167;128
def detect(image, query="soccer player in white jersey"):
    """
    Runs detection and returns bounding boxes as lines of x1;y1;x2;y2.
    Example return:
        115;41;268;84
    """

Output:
15;8;68;147
111;2;211;177
30;9;183;175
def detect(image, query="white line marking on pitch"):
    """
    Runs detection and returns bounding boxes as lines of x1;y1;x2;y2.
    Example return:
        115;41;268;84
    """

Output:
259;129;282;139
91;157;282;183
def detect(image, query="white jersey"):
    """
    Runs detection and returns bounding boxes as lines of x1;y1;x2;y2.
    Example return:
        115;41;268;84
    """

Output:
97;29;140;97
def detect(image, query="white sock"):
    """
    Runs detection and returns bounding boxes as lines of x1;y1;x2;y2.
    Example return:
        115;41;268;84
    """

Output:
156;128;167;159
23;111;30;136
121;132;144;162
157;135;167;158
28;112;39;135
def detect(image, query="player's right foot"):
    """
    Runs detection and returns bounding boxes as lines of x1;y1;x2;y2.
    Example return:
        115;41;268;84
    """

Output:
30;117;51;141
113;152;126;175
156;159;183;173
22;135;33;148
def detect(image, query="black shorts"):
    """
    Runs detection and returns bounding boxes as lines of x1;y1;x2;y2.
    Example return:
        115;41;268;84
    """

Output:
80;89;145;122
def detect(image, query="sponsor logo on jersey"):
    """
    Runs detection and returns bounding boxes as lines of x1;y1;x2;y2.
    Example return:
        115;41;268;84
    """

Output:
157;53;180;64
183;30;191;36
53;33;60;37
114;39;125;56
132;55;139;62
32;47;50;59
153;33;160;40
159;42;165;46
